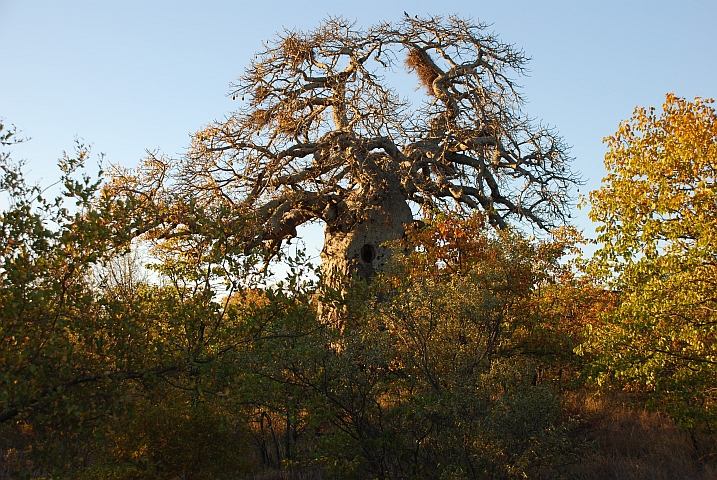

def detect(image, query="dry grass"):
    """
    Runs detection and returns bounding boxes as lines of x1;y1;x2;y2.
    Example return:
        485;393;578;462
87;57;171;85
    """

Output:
244;466;325;480
561;392;717;480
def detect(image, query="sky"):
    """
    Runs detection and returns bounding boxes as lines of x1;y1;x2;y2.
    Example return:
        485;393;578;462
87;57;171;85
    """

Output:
1;0;716;260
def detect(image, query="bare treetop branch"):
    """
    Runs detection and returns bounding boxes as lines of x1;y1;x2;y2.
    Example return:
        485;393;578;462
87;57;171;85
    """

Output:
118;14;581;283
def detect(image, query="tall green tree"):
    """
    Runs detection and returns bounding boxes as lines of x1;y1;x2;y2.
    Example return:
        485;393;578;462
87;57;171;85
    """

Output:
585;93;717;428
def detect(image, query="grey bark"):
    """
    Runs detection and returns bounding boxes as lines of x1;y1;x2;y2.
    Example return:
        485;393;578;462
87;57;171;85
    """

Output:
320;179;413;287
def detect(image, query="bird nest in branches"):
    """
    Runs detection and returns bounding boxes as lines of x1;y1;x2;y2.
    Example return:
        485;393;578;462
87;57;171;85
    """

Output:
405;48;439;95
252;85;272;105
277;110;302;135
249;107;301;135
249;109;272;128
281;34;313;68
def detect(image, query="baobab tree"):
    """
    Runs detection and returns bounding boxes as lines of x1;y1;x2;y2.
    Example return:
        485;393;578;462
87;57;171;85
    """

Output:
123;15;579;286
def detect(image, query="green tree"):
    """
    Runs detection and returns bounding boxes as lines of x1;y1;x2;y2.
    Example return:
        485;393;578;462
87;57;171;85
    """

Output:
239;213;583;479
585;93;717;428
0;124;144;475
0;124;260;477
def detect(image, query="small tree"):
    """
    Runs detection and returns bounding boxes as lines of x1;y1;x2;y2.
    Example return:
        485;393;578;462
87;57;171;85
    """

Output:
118;15;579;285
586;93;717;429
0;125;262;477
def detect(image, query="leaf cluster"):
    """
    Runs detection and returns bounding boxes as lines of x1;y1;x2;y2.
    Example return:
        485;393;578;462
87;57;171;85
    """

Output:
585;94;717;429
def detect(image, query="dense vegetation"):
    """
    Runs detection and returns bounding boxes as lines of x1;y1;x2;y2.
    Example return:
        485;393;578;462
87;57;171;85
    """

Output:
1;85;716;480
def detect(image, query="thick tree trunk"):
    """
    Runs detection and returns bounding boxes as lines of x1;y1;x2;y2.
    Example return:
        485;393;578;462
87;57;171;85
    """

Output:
319;179;413;326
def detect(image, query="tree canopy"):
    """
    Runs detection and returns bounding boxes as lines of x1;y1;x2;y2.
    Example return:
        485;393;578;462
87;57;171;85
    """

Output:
115;15;580;283
586;93;717;427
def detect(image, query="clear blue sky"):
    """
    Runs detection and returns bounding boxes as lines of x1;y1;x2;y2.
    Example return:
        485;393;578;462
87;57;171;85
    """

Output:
1;0;715;256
